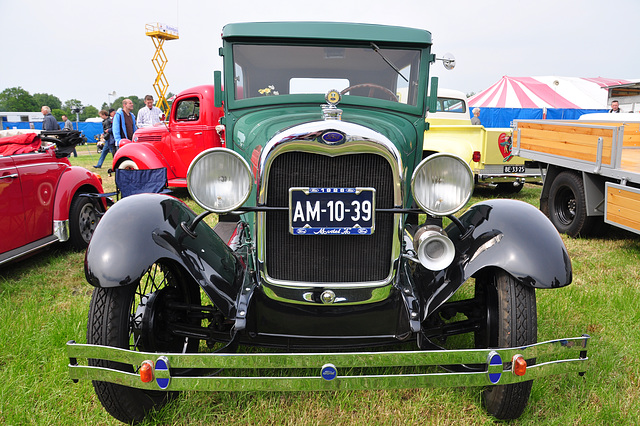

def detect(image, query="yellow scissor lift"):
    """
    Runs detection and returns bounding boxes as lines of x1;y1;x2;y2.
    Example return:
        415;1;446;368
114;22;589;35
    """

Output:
145;23;179;116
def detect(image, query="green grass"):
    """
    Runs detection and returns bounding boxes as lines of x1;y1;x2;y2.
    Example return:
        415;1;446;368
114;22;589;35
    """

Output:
1;152;639;424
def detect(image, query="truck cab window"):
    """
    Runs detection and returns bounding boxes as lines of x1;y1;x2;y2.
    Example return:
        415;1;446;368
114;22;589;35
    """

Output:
175;98;200;121
437;97;466;113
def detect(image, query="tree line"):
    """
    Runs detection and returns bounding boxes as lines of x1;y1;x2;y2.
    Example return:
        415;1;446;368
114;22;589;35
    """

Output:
0;86;172;122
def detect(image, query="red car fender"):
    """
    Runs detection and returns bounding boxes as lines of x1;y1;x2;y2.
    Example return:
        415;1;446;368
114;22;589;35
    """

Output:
53;166;107;221
112;142;175;179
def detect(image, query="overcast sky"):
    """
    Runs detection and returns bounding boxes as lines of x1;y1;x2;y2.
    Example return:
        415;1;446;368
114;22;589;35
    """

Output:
1;0;638;110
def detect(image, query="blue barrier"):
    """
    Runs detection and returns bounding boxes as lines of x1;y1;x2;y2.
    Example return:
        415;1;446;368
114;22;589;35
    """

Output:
468;108;609;128
1;121;104;142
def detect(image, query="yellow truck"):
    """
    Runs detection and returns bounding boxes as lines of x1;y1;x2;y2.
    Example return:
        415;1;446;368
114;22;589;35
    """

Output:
513;113;640;237
424;89;540;193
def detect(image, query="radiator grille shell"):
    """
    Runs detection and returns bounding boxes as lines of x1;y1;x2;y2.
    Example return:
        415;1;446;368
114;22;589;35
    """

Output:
265;152;395;283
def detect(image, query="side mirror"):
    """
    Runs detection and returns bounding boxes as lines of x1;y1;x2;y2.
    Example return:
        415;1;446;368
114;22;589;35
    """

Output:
436;53;456;70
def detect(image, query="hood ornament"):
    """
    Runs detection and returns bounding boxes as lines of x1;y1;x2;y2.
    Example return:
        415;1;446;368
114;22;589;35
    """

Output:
322;89;342;121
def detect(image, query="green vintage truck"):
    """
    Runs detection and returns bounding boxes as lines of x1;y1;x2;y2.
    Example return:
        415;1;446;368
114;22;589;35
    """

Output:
67;22;589;423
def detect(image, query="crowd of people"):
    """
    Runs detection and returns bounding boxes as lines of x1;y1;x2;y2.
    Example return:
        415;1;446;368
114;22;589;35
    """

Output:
38;95;164;168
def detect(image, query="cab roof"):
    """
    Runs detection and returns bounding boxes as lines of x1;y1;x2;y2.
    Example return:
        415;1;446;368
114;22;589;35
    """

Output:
222;22;432;46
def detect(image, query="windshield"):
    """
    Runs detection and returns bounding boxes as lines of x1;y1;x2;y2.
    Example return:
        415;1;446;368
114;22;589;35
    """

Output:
232;44;422;105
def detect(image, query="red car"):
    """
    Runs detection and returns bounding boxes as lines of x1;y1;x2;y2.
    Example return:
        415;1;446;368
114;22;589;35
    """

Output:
113;85;224;187
0;131;106;266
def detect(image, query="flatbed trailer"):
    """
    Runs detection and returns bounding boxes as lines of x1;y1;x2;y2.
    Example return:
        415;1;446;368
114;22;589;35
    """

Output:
513;118;640;237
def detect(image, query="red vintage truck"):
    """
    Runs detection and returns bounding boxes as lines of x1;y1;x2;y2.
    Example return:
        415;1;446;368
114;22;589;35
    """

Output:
113;85;224;187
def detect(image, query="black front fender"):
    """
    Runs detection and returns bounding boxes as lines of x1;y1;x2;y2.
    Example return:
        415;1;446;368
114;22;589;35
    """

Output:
84;194;241;315
452;198;572;288
419;199;571;319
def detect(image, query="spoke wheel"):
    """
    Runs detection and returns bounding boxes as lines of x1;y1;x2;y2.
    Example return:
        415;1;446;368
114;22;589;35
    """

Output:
474;269;537;420
87;262;200;424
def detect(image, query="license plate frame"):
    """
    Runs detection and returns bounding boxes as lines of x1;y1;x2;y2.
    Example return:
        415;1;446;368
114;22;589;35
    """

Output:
503;165;526;173
289;187;376;235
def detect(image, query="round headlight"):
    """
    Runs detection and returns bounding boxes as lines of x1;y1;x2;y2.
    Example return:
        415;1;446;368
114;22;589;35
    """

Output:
411;153;473;216
187;148;253;213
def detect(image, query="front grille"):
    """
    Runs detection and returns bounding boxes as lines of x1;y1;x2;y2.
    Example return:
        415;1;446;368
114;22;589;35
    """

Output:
265;152;395;282
136;135;162;142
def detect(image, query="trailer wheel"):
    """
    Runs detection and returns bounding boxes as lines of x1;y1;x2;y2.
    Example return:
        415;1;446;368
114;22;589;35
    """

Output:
475;269;537;420
87;262;200;424
548;171;594;237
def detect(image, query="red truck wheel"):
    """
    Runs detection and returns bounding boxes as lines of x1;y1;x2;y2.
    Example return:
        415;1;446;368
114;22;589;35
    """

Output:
118;159;139;170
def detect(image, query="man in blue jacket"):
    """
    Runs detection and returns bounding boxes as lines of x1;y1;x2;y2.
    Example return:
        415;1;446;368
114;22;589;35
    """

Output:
112;98;137;149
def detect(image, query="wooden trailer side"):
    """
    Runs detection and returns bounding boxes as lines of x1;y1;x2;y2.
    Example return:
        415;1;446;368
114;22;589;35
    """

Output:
606;183;640;234
516;121;616;165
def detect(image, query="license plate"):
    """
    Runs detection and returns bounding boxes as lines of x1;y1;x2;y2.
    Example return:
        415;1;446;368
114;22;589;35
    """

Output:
503;165;526;173
289;187;375;235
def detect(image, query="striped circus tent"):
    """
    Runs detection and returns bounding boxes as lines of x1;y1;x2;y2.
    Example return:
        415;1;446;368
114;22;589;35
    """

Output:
467;76;632;127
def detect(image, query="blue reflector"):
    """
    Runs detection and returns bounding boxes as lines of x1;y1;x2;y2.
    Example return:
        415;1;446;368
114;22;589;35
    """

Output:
321;363;338;381
487;351;503;385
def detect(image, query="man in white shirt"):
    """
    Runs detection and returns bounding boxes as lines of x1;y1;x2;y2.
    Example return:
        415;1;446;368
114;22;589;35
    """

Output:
137;95;163;127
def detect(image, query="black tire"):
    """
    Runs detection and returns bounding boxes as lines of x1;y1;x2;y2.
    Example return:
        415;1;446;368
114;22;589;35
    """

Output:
68;196;100;250
87;262;200;424
495;182;523;194
548;171;595;237
474;269;537;420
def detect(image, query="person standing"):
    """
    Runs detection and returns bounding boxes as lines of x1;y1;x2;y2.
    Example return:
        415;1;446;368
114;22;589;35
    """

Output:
609;100;621;113
61;114;74;130
112;98;137;149
94;110;115;168
137;95;163;128
41;106;60;131
61;114;78;156
471;108;481;125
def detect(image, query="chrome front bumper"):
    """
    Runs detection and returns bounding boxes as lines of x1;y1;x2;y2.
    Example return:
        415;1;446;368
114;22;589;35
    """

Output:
67;335;589;391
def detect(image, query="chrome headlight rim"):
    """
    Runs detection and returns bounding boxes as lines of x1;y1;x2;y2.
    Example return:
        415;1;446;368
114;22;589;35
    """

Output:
411;152;473;216
187;147;253;214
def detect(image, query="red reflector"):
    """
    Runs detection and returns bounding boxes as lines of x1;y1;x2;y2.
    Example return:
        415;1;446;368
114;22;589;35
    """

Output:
512;355;527;376
140;360;154;383
472;151;481;162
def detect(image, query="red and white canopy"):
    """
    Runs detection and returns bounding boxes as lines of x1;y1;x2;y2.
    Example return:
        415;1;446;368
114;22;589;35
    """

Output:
468;76;632;109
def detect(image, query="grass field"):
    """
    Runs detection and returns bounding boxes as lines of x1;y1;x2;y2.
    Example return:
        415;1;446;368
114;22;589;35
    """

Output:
0;148;639;425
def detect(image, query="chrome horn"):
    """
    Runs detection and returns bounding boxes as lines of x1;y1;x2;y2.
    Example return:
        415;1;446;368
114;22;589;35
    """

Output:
413;225;455;271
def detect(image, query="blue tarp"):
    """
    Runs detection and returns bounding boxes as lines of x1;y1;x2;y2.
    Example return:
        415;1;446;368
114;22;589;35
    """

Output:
1;121;103;143
470;108;609;128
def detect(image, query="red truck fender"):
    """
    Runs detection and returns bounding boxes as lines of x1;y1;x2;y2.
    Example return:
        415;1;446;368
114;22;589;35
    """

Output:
53;166;106;221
